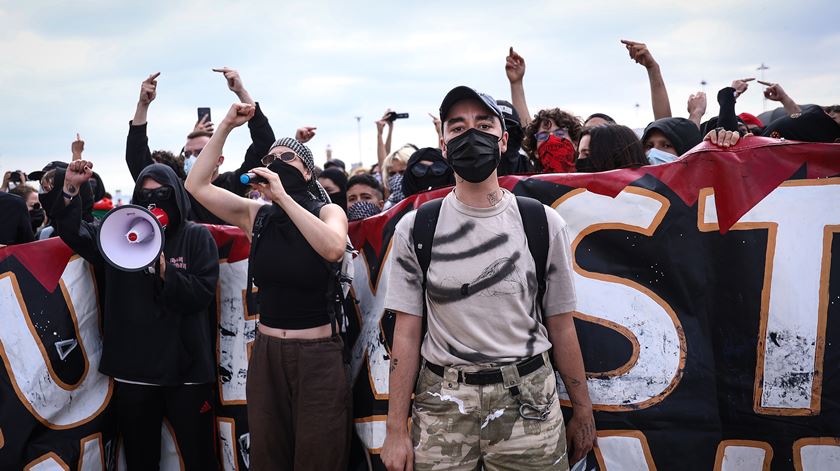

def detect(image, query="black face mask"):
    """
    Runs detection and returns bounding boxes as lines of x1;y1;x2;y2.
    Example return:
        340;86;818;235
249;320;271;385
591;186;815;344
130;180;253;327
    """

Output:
268;161;310;196
445;128;502;183
329;191;347;211
135;186;180;232
29;207;45;231
574;157;597;173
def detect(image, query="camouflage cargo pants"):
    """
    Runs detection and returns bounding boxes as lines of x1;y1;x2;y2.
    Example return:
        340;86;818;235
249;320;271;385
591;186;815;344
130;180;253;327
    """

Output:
411;351;568;470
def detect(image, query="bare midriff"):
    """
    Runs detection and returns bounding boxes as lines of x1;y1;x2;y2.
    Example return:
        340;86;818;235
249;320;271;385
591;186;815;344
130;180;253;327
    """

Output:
258;322;332;339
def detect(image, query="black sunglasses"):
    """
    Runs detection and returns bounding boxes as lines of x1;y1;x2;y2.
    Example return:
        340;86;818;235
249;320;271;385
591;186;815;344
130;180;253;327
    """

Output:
410;160;449;178
261;151;298;166
138;186;173;201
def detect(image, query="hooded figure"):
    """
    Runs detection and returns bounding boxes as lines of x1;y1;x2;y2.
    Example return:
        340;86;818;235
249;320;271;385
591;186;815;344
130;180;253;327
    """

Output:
401;147;455;197
53;163;220;467
495;99;532;175
761;105;840;143
642;117;702;157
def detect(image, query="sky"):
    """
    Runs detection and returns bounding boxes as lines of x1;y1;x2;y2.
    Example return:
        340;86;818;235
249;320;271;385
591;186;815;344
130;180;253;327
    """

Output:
1;0;838;196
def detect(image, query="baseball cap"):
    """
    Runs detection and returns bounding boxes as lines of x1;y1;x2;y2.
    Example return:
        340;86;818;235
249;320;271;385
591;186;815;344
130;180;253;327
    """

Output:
496;99;521;129
439;86;506;131
28;161;68;182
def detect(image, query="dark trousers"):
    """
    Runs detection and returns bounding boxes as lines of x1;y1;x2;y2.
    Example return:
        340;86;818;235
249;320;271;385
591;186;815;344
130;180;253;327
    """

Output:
114;381;219;470
247;332;351;470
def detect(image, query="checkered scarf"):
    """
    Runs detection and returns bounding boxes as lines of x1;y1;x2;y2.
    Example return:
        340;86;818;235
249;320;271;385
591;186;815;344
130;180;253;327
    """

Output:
269;137;330;204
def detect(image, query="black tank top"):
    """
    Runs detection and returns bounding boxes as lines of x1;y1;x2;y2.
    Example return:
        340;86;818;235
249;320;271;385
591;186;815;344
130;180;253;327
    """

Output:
251;203;331;329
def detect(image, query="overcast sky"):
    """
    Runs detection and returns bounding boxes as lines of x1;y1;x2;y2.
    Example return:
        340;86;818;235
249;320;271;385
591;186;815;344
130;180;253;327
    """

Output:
1;0;838;195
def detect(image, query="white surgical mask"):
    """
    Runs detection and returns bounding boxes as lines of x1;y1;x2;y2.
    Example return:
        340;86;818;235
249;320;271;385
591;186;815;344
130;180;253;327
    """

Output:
647;147;678;165
183;155;198;175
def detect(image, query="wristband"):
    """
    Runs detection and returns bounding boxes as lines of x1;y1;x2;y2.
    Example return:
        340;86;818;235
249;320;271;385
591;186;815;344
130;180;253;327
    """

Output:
62;190;77;200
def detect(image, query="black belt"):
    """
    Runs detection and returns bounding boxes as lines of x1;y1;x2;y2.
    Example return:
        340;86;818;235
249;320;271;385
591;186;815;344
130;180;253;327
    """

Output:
425;354;545;386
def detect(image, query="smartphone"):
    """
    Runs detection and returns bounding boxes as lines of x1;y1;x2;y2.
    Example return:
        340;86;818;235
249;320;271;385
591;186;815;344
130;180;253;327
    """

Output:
386;111;409;122
197;107;211;123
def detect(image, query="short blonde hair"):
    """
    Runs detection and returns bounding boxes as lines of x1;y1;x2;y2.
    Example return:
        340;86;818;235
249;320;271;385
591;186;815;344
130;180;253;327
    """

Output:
381;143;418;190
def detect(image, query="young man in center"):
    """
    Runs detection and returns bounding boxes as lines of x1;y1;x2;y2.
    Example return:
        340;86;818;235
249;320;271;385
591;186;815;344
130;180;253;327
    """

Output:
381;86;596;470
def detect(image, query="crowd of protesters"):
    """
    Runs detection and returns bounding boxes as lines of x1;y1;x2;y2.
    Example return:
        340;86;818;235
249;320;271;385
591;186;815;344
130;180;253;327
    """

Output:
1;39;838;470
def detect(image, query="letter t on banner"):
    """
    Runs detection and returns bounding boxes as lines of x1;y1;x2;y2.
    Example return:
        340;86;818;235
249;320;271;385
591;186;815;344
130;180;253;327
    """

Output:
699;178;840;415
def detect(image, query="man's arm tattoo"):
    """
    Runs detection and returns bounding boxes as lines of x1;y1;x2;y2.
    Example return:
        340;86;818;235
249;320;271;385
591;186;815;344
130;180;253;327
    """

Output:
67;184;76;193
389;357;399;373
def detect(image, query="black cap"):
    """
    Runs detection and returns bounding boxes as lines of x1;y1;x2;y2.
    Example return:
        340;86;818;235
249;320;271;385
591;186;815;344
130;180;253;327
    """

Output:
439;86;506;131
324;158;346;171
28;161;68;182
496;100;521;128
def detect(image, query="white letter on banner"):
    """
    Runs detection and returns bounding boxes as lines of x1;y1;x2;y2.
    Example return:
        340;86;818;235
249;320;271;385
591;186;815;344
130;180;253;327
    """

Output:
217;259;256;405
713;440;773;471
699;179;840;415
554;187;685;410
593;431;656;471
348;243;397;452
0;257;111;429
793;438;840;471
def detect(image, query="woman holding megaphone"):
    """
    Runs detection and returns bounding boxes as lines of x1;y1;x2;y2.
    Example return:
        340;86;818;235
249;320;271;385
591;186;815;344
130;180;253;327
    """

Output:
185;103;351;470
56;160;221;469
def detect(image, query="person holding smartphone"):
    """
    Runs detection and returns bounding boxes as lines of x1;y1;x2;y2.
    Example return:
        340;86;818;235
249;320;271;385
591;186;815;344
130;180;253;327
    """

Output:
185;103;351;470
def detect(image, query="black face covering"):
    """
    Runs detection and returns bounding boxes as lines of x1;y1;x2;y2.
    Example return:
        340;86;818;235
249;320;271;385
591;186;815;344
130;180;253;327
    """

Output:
574;157;597;173
268;161;310;197
135;188;180;233
29;208;45;231
505;125;524;158
445;128;502;183
329;191;347;212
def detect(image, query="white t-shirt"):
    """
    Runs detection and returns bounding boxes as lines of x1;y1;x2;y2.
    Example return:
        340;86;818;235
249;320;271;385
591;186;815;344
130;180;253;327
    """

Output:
384;189;576;366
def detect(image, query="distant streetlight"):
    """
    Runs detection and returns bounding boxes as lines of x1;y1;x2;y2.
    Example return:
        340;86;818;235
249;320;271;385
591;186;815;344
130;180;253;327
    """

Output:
757;63;770;111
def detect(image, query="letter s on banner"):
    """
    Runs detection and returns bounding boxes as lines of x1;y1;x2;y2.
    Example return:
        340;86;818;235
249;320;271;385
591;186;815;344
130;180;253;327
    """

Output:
553;187;685;410
0;256;112;429
699;179;840;415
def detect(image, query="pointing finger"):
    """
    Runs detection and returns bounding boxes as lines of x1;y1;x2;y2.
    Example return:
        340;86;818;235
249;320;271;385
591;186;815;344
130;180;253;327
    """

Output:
756;80;773;86
148;72;161;81
742;77;755;82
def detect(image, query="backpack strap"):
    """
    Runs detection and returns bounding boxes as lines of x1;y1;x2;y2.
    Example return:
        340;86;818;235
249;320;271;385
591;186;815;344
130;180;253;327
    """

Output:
245;204;272;316
412;198;445;297
516;196;549;317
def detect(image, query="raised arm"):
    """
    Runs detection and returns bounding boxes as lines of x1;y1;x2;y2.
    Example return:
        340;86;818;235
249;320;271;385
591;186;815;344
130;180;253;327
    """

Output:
758;81;802;115
716;78;754;131
126;72;159;181
376;109;394;169
686;91;707;130
622;40;672;120
54;160;103;265
506;47;532;127
185;103;262;233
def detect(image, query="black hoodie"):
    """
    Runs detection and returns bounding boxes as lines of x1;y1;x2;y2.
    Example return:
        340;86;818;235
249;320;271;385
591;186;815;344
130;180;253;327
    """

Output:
642;117;702;157
54;164;219;385
126;102;276;224
0;192;34;245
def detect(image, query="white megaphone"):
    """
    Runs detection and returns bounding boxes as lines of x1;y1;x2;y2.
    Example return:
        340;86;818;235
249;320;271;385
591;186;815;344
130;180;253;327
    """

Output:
97;204;169;272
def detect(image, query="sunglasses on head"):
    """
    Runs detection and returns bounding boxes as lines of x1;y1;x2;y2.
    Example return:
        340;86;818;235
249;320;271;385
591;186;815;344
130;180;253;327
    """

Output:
410;160;449;178
138;186;173;201
535;129;570;143
261;151;298;166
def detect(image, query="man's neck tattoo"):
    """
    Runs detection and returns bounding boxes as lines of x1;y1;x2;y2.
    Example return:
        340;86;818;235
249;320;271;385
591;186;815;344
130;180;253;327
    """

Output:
487;189;502;206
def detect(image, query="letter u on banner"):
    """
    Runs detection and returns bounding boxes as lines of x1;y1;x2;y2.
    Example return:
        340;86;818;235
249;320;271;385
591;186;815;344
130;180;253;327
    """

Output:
0;256;112;429
554;187;685;410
